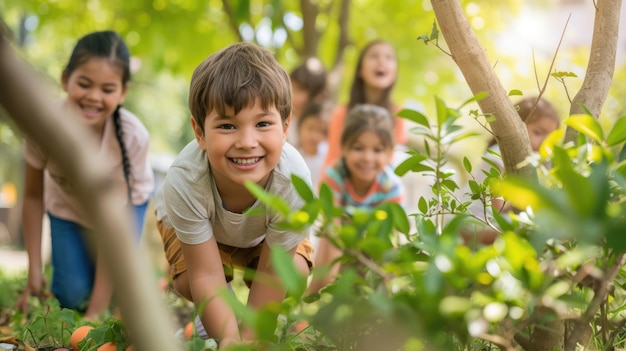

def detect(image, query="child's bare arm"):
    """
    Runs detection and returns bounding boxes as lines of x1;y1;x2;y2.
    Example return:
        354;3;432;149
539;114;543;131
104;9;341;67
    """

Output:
84;253;112;319
17;164;46;313
307;235;343;294
181;237;240;343
244;242;295;340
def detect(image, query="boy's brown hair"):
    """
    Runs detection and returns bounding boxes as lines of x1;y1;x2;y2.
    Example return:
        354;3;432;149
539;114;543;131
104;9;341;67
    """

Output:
290;57;327;100
188;42;292;131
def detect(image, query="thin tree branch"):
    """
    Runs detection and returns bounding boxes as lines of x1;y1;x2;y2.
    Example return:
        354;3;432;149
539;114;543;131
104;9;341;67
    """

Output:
326;0;351;104
526;14;571;124
277;7;303;56
478;332;518;351
565;253;626;350
220;0;245;42
564;0;621;144
300;0;320;58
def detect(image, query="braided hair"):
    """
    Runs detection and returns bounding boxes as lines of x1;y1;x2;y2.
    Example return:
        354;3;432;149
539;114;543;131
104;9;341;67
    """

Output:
113;105;132;200
64;31;133;201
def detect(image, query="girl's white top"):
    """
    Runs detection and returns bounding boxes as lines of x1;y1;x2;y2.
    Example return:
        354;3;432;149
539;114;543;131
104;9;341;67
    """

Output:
23;107;154;227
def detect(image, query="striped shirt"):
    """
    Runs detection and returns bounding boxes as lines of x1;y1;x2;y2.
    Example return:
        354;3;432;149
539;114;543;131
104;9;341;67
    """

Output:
320;160;404;218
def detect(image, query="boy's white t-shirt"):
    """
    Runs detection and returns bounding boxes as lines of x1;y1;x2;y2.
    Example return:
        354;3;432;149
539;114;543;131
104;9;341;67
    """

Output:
155;141;312;250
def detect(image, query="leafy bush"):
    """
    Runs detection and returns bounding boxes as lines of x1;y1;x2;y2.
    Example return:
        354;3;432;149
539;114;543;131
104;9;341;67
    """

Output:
236;95;626;351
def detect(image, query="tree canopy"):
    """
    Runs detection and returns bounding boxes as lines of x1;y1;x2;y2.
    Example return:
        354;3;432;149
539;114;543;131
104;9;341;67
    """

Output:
1;0;625;176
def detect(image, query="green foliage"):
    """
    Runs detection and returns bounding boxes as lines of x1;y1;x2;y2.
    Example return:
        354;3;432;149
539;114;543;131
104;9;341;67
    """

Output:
238;93;626;350
77;317;131;351
14;299;80;349
0;271;22;310
271;247;307;300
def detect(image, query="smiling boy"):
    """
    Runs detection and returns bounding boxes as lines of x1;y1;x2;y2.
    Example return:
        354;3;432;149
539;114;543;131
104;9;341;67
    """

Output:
155;42;314;348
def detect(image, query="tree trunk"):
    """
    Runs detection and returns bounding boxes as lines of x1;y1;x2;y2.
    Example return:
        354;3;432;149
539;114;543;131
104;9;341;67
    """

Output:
327;0;352;105
564;0;622;144
529;307;564;351
431;1;623;350
300;0;320;58
430;0;534;178
0;29;180;351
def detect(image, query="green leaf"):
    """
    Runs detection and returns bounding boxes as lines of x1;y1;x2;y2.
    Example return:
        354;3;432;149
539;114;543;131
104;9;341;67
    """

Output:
508;89;523;96
606;220;626;252
233;0;251;23
417;34;430;42
397;108;430;128
358;236;389;260
418;196;428;214
551;71;578;78
442;179;459;192
59;308;78;325
463;156;472;173
552;147;595;215
424;258;444;295
222;289;256;331
339;225;358;247
435;96;449;127
468;180;481;195
270;247;307;299
244;180;290;215
493;176;558;212
291;174;315;202
606;115;626;146
544;281;571;298
393;203;409;233
439;296;471;317
501;232;543;291
458;91;488;109
394;154;429;176
618;144;626;163
564;114;603;143
255;307;279;342
429;20;439;41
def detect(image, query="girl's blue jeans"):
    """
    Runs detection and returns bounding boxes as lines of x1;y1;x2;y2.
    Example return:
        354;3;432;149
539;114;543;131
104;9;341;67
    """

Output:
48;200;149;311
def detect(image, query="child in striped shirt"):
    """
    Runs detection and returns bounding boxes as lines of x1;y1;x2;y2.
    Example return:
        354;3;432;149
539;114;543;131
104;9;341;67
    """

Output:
308;104;404;293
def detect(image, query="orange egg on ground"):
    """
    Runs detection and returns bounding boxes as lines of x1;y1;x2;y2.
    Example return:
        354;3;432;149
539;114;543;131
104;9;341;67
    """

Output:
70;325;94;351
97;342;117;351
184;321;194;340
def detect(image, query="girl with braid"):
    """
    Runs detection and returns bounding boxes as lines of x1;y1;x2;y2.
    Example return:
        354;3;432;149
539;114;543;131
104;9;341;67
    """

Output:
17;31;154;319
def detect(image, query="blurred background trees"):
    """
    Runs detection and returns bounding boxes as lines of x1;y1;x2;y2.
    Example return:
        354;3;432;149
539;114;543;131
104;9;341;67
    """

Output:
1;0;626;245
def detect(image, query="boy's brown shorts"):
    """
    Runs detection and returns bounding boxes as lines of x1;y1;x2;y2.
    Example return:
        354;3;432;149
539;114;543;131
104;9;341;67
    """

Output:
157;220;315;281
